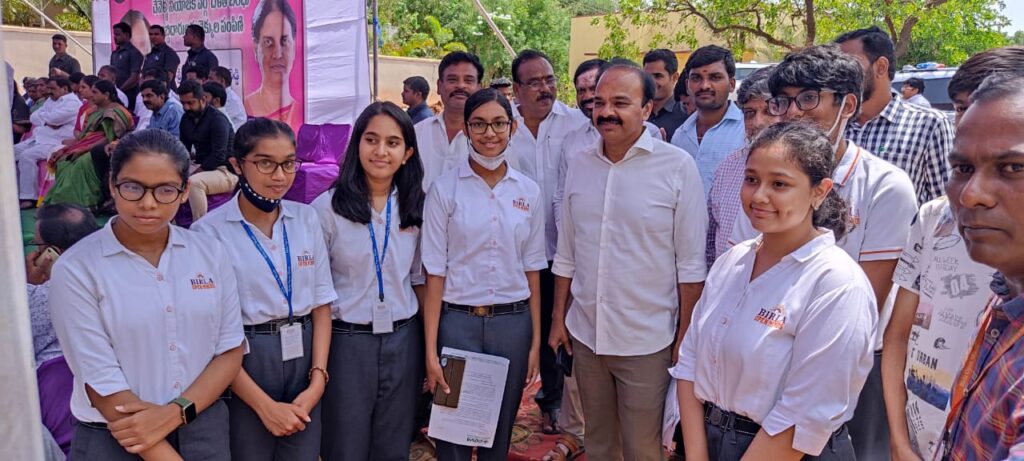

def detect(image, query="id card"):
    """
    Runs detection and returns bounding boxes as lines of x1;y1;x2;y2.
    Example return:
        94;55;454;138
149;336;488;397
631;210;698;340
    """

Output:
280;323;304;361
372;301;393;334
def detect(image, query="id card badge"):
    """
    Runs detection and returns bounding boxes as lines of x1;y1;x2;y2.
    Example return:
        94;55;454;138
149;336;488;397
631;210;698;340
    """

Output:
372;301;393;334
280;323;304;361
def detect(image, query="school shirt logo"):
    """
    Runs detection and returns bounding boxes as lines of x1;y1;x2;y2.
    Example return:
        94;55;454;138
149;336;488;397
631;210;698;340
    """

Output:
754;304;786;329
297;251;315;268
512;197;530;213
190;273;216;290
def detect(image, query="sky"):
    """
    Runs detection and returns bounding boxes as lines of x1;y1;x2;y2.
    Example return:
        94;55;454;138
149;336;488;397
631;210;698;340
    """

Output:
1006;1;1024;33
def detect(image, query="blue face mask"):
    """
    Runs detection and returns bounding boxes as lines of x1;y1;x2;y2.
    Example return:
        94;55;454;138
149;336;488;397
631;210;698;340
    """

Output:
238;175;280;213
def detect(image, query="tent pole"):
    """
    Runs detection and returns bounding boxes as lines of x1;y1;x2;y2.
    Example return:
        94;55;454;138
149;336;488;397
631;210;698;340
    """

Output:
471;0;515;58
17;0;93;56
372;0;379;100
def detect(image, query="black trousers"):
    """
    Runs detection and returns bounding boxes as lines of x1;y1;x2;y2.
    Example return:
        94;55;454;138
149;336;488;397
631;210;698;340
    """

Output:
90;144;112;207
534;264;564;414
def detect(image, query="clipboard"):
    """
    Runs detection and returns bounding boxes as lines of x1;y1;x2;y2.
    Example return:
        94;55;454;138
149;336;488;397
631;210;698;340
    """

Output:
433;354;467;408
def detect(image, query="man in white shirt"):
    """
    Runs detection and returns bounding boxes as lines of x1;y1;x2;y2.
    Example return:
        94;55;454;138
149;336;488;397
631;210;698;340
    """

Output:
15;77;81;207
550;64;707;461
97;65;129;107
414;51;484;189
730;44;918;461
504;50;591;430
900;77;931;108
669;45;747;195
210;66;248;131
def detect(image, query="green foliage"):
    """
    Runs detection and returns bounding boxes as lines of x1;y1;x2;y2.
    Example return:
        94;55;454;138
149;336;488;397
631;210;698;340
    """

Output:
1010;30;1024;46
2;0;91;31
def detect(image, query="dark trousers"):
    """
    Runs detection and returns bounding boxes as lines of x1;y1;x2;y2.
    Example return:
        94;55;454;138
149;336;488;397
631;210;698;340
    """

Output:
705;420;856;460
227;320;321;461
848;351;890;460
320;316;424;461
434;305;533;461
70;399;231;460
535;264;564;414
89;144;111;208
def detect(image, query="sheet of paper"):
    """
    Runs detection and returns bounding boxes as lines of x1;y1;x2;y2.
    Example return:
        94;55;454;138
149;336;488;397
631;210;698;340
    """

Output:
427;347;510;448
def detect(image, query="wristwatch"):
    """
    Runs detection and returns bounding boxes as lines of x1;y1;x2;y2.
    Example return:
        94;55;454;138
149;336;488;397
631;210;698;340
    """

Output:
170;396;196;425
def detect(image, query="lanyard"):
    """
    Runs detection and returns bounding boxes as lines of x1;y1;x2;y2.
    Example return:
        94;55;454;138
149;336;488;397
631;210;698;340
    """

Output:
940;295;1018;459
241;221;293;322
368;194;392;302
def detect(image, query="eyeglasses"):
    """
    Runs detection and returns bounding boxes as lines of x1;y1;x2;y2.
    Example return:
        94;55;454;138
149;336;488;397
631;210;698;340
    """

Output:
243;158;302;174
466;120;512;134
115;182;184;204
523;76;557;91
768;89;837;116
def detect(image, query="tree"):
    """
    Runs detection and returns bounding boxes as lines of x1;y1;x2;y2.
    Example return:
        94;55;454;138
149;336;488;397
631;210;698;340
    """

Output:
606;0;1009;66
2;0;91;31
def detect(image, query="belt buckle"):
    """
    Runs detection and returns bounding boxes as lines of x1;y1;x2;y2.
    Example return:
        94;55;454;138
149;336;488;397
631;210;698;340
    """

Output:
473;306;490;317
709;407;723;427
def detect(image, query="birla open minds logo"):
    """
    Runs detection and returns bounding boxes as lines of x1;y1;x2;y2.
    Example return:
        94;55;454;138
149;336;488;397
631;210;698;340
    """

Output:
512;197;530;213
297;251;315;268
753;304;786;329
190;273;216;290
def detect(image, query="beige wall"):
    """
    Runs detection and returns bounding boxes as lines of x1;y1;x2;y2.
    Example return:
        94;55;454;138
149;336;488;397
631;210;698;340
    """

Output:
1;25;94;82
372;55;442;111
570;13;776;75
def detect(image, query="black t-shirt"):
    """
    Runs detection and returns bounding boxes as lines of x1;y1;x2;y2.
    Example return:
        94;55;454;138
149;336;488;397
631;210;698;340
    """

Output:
181;47;219;81
180;106;234;171
110;43;144;88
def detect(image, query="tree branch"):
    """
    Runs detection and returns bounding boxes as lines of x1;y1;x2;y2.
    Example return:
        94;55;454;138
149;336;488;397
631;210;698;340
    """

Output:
804;0;816;47
677;1;797;50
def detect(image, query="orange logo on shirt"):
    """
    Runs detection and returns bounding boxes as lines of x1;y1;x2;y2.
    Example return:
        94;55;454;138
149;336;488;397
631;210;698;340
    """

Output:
512;197;530;213
297;251;315;268
753;305;786;329
847;207;861;227
190;273;216;290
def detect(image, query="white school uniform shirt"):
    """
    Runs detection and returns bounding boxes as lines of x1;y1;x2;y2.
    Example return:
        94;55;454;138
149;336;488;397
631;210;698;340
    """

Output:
507;101;591;259
311;188;424;323
730;141;918;349
553;130;708;356
415;113;472;190
28;93;81;145
672;231;876;456
48;220;245;423
191;195;338;325
422;160;548;305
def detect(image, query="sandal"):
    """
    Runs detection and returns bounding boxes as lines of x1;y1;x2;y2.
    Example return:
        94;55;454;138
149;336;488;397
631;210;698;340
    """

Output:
542;434;584;461
541;408;562;435
20;200;36;210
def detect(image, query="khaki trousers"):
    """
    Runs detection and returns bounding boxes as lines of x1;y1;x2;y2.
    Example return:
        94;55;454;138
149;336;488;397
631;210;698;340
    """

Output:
188;166;237;220
572;337;671;461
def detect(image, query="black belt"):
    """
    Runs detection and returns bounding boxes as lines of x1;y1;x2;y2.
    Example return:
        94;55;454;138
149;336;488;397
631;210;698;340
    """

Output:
703;402;847;438
332;314;418;333
443;300;529;317
244;314;311;335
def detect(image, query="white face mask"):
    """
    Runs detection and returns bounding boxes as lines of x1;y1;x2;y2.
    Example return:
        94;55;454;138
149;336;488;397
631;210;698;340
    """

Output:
827;96;849;155
469;149;506;170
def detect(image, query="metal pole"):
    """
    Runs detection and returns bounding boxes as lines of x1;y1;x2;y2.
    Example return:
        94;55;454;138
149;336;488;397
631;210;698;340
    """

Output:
17;0;93;56
471;0;515;58
372;0;379;100
0;25;47;461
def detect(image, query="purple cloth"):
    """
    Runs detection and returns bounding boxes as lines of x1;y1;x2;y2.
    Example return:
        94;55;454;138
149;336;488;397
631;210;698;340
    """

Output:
283;123;351;204
173;191;234;228
37;356;73;456
284;163;340;204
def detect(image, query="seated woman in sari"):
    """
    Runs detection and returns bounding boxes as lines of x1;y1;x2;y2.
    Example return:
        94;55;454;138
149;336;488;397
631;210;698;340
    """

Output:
44;80;134;207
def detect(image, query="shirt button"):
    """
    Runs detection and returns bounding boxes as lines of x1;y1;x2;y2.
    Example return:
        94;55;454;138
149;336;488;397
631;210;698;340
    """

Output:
488;288;495;294
491;240;497;246
156;273;164;282
270;244;278;251
492;216;498;222
169;343;177;352
490;193;495;199
166;305;173;313
491;266;496;272
720;318;728;325
173;382;181;389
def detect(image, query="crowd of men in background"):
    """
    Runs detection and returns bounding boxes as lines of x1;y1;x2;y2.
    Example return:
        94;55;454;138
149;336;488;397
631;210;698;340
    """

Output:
10;17;1024;461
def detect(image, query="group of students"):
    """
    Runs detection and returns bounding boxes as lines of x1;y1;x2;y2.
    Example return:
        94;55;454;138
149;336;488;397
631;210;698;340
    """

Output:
36;31;1024;461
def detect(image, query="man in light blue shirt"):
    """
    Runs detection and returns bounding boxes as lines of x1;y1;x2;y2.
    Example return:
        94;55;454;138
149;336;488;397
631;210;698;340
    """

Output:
670;45;747;195
141;79;183;137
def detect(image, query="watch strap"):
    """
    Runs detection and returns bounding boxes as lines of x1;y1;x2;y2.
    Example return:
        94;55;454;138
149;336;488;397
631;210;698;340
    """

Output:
170;396;196;425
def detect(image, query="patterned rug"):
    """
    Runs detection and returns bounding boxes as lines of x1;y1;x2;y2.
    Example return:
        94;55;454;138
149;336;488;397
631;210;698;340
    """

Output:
410;379;585;461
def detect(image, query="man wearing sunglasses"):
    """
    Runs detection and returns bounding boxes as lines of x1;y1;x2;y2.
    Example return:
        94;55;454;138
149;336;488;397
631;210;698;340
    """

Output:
176;80;237;221
729;44;917;461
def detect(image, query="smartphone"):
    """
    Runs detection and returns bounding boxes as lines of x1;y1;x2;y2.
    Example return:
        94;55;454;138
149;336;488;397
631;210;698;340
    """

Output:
433;354;467;408
35;246;60;266
556;346;573;377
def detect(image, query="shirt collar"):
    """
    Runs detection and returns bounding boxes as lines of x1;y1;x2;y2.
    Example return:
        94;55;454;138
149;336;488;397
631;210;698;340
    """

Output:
681;102;743;131
154;98;180;116
99;217;187;257
746;229;837;263
224;192;295;222
874;91;904;124
595;128;655;163
833;141;863;187
457;158;518;182
654;98;680;116
997;295;1024;323
515;100;570;122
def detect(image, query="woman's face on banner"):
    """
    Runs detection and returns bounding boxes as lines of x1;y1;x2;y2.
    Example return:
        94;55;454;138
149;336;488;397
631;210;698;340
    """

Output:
255;10;295;87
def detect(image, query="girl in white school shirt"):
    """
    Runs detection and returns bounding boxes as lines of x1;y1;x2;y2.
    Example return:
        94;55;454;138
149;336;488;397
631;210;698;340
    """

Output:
191;118;336;460
49;129;245;461
422;88;546;461
311;101;426;460
673;122;876;461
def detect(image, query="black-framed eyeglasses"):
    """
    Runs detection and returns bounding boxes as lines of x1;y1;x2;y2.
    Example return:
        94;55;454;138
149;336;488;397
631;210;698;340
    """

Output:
114;182;185;204
768;89;837;116
466;120;512;134
243;158;302;174
524;76;557;91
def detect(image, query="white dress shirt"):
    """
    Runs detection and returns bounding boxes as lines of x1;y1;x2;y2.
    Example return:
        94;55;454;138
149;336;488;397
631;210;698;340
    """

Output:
730;141;918;349
507;102;591;259
553;130;708;356
422;161;548;305
191;195;338;325
415;113;472;190
28;93;81;145
672;231;876;456
48;220;245;423
311;188;423;323
115;87;128;107
223;88;248;131
134;92;152;130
